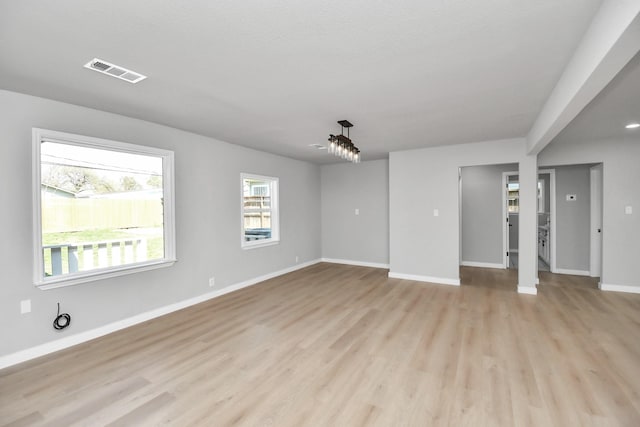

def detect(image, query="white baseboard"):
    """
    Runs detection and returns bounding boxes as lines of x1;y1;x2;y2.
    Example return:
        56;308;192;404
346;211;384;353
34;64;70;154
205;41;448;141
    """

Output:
460;261;504;269
388;271;460;286
0;259;321;371
554;268;590;276
321;258;389;269
600;283;640;294
517;285;538;295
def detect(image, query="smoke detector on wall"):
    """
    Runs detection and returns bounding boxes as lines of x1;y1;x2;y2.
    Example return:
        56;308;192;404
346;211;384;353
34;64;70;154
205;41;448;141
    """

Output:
83;58;147;84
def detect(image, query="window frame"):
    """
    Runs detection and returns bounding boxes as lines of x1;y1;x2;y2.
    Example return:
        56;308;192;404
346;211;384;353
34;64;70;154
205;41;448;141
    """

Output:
32;128;176;289
240;173;280;249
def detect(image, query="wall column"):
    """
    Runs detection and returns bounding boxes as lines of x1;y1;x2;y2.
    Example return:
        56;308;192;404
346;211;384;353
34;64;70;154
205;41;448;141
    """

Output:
518;153;538;294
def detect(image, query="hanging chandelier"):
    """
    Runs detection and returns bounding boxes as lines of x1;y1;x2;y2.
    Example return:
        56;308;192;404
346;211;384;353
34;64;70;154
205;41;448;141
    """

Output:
328;120;360;163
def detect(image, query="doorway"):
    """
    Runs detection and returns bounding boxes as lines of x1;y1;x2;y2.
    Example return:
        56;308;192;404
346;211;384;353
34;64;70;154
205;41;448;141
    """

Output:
590;164;603;279
502;170;556;271
502;171;519;269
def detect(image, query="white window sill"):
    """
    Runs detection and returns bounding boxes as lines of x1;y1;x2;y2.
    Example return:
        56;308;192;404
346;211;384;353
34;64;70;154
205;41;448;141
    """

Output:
241;240;280;250
36;259;176;290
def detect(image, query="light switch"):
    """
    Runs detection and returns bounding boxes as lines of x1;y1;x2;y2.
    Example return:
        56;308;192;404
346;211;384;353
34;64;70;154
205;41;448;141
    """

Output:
355;208;359;215
433;209;439;217
625;206;633;215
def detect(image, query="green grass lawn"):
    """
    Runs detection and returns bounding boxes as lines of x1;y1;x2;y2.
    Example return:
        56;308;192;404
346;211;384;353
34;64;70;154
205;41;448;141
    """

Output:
43;228;164;276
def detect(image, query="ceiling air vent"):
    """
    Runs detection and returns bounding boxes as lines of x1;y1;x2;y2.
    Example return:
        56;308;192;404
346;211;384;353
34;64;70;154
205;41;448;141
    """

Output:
83;58;147;84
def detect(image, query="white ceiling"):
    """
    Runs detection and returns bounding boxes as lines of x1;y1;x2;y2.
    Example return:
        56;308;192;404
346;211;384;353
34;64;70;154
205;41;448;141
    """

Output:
0;0;604;163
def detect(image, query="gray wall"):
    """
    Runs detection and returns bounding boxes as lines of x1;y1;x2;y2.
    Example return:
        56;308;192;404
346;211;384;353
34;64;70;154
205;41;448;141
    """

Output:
554;165;591;272
461;164;517;264
389;138;539;288
0;90;321;357
540;135;640;288
321;159;389;265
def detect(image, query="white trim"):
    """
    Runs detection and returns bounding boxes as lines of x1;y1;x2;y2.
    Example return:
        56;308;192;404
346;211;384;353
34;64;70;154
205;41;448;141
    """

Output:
536;278;540;285
0;259;321;370
321;258;389;269
388;271;460;286
517;285;538;295
38;260;176;290
460;261;504;269
600;283;640;294
554;268;591;276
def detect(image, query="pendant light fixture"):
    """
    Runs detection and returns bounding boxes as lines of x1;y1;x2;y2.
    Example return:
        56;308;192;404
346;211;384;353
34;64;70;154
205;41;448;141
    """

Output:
328;120;360;163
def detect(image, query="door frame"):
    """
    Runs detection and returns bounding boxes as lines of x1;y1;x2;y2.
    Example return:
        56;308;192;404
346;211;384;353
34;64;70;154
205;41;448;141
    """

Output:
538;169;556;273
502;171;519;268
590;164;603;279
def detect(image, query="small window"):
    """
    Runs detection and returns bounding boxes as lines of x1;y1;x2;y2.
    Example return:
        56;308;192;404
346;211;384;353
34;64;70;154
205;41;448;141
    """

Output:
241;173;279;249
33;128;176;289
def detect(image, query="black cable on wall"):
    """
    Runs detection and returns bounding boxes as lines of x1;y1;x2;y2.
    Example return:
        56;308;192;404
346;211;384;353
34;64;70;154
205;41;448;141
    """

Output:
53;302;71;330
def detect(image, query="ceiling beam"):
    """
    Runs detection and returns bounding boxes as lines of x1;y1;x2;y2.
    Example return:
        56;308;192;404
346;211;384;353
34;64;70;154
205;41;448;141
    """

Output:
526;0;640;155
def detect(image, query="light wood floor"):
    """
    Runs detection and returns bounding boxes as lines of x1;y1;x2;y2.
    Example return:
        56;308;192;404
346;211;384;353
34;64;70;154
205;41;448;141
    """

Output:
2;263;640;426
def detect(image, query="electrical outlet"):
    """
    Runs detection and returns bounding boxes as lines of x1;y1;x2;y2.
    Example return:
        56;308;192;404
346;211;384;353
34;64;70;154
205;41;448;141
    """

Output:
295;255;299;263
209;277;215;287
433;209;439;217
566;194;576;201
20;299;31;314
625;205;633;215
355;208;359;215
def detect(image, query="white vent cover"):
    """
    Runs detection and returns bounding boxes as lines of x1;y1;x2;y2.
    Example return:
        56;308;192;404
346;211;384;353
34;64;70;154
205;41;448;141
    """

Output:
83;58;147;84
308;144;327;150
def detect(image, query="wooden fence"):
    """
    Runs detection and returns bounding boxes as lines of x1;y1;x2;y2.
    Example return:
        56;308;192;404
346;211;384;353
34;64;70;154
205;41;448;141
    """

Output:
243;196;271;229
42;198;163;233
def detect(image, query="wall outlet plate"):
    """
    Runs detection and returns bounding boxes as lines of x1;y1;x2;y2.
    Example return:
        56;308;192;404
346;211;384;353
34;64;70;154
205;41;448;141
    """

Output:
20;300;31;314
566;194;577;201
209;277;215;287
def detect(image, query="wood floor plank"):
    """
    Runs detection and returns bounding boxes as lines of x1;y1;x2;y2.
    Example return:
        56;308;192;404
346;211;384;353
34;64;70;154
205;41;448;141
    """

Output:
1;263;640;426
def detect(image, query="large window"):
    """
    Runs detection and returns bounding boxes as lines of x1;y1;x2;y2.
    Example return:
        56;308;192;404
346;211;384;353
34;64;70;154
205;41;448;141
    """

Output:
241;173;279;249
33;128;176;288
